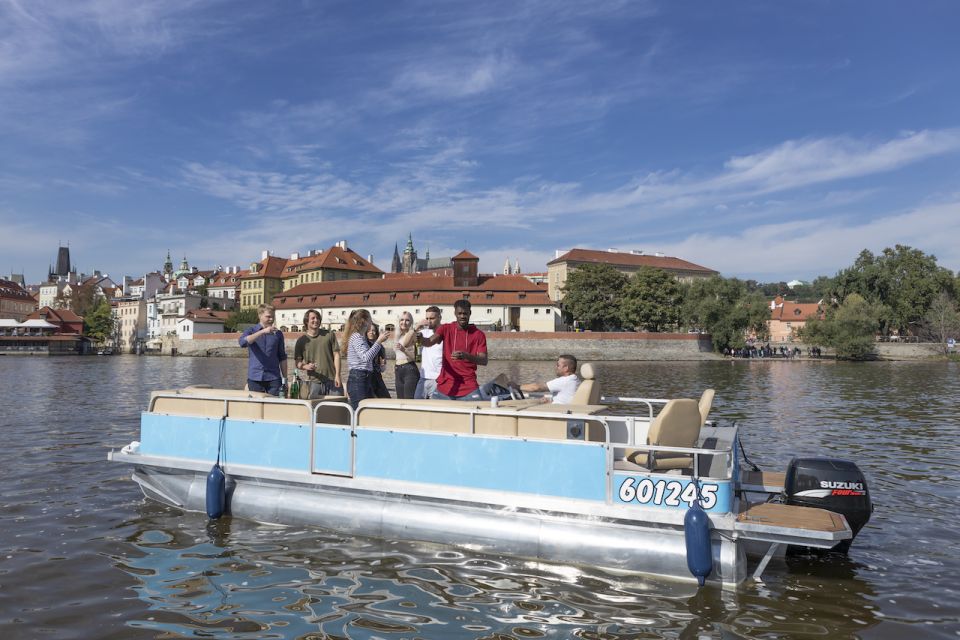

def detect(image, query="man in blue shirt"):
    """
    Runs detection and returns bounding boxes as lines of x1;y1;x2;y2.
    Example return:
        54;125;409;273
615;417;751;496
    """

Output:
239;304;288;396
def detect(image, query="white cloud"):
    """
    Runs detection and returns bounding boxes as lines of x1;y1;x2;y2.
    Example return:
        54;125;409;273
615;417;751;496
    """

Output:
654;200;960;280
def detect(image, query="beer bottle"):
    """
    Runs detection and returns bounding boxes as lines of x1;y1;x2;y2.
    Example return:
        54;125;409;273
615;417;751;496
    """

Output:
290;374;300;400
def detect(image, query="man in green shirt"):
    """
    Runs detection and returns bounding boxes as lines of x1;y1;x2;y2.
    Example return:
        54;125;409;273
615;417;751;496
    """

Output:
293;308;342;397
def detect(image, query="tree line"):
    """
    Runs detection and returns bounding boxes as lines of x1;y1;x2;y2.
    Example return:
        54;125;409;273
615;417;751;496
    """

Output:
561;244;960;359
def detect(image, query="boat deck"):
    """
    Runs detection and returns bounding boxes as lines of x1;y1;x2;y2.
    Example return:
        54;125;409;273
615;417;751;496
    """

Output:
738;502;846;533
740;470;786;492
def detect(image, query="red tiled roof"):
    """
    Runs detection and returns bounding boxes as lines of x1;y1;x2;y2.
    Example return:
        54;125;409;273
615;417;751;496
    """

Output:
209;270;249;287
770;301;822;321
297;246;384;275
452;250;478;260
242;255;289;280
27;306;83;323
273;274;551;309
548;248;716;274
0;278;34;301
182;309;230;324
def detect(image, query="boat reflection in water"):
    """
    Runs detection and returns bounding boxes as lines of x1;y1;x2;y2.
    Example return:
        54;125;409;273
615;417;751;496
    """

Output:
114;505;879;639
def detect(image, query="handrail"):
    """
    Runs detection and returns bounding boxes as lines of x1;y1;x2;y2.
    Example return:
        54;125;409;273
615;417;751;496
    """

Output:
355;402;613;444
147;390;315;413
600;395;671;419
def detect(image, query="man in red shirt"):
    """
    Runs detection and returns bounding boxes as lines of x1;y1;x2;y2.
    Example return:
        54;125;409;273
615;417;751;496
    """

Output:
417;299;488;399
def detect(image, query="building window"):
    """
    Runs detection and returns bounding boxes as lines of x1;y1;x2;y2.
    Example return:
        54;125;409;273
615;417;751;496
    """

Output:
534;309;540;314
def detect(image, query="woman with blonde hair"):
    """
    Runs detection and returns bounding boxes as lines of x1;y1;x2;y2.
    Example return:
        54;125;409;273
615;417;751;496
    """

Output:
393;311;420;398
341;309;392;410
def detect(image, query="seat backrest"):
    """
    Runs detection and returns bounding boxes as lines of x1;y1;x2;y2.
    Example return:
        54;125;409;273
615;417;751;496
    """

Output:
698;389;715;427
569;363;600;405
645;399;702;471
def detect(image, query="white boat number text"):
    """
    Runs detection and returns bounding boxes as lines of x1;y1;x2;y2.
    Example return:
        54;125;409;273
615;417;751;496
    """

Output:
618;478;719;509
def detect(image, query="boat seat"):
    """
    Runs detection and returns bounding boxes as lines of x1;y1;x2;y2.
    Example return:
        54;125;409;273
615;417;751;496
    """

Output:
625;398;702;472
516;404;608;440
356;399;534;436
568;363;601;405
699;389;715;427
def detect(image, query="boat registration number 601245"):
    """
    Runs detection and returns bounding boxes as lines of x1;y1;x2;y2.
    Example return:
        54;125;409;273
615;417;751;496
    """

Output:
618;478;719;509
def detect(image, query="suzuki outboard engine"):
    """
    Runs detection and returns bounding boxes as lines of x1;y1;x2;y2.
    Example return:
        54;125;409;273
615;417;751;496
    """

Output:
783;457;872;553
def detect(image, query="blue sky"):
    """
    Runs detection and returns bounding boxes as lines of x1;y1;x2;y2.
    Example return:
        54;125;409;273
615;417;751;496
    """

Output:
2;0;959;285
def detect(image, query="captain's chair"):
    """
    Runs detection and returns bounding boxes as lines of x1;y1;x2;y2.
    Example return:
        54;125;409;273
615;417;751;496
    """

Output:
699;389;715;427
569;363;600;405
626;398;702;472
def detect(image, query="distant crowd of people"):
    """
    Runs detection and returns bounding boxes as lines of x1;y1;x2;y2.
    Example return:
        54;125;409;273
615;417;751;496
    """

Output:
238;301;580;410
724;344;823;359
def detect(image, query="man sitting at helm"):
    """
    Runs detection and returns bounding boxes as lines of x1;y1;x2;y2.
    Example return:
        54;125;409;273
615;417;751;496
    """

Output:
520;354;580;404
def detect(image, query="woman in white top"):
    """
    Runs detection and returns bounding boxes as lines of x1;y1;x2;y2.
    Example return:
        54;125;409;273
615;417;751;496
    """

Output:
393;312;420;398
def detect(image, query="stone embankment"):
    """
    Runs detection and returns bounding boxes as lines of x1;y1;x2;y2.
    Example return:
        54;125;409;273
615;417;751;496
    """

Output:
159;333;949;361
162;331;720;361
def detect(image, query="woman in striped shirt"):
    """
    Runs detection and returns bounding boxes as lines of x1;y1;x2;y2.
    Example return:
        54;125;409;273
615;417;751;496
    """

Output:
340;309;392;410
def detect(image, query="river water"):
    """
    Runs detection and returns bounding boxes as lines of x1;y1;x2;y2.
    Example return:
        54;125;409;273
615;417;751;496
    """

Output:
0;355;957;639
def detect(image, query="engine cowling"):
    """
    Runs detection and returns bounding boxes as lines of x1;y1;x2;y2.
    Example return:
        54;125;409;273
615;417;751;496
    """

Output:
783;457;873;553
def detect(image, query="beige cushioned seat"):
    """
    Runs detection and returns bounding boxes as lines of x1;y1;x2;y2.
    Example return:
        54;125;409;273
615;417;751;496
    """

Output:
568;363;600;405
699;389;715;427
624;398;702;472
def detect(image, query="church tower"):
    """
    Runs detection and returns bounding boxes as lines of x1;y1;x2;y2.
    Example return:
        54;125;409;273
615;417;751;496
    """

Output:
391;243;402;273
401;234;418;274
163;250;174;281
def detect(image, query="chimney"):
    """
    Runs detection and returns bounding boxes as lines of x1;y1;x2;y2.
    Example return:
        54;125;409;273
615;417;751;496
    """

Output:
290;252;299;260
261;250;270;260
337;240;347;250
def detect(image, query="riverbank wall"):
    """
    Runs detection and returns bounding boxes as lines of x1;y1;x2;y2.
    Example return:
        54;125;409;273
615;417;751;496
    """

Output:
162;331;720;361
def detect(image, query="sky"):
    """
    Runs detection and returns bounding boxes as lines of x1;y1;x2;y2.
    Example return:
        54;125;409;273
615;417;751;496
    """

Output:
2;0;960;285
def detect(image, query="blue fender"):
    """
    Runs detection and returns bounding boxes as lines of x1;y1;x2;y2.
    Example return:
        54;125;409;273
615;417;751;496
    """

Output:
206;463;226;519
684;500;713;586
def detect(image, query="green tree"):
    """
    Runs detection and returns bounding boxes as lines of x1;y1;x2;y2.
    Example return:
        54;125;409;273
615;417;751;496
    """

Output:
84;298;116;344
561;264;627;331
682;277;769;351
920;292;960;354
831;245;955;334
801;293;883;360
224;308;260;333
620;267;682;332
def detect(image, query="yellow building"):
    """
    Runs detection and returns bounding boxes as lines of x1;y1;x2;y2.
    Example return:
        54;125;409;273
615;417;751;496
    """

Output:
547;248;717;302
240;255;288;310
280;242;384;291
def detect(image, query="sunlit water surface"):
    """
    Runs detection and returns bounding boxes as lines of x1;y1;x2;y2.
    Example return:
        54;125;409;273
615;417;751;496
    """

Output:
0;355;957;639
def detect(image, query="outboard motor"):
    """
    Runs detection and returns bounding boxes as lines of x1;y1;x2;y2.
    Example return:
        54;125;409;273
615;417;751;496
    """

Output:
783;457;872;553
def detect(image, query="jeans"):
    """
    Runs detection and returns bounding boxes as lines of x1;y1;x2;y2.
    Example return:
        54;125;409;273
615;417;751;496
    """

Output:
414;378;437;399
305;379;344;399
394;362;421;399
432;388;484;401
347;369;373;410
248;378;282;396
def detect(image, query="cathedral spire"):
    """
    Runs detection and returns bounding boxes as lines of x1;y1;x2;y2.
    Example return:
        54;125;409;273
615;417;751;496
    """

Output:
391;243;402;273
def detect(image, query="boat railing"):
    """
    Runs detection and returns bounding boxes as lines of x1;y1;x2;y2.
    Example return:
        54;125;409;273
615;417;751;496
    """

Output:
355;402;613;443
600;395;670;419
354;403;734;501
